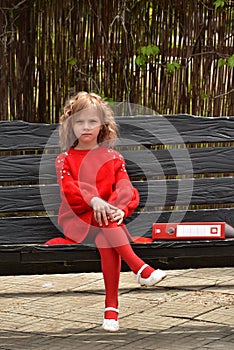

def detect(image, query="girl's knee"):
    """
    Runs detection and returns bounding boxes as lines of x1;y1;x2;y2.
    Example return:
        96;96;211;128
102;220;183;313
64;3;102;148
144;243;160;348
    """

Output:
106;221;122;229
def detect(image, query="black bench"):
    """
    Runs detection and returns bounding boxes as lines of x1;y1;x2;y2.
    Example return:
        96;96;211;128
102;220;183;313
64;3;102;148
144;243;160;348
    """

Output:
0;115;234;275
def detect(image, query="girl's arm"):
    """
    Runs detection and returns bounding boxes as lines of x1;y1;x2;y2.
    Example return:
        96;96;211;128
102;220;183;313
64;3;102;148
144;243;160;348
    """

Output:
108;155;140;217
56;155;99;214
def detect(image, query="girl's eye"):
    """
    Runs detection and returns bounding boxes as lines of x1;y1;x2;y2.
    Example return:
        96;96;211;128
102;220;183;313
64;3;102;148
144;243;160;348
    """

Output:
74;118;99;125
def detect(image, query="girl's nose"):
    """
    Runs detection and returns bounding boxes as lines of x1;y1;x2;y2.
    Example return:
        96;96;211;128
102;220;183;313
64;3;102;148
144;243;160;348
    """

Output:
83;122;90;130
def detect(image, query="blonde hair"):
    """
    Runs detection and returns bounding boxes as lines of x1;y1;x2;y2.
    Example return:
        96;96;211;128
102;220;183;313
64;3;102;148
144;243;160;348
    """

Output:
59;92;118;151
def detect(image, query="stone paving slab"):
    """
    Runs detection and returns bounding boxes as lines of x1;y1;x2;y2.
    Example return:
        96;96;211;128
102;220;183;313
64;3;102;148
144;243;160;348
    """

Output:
0;267;233;350
197;305;234;326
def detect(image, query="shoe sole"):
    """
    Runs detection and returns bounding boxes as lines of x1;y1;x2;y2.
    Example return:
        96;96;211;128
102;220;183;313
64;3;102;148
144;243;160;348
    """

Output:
140;274;167;287
102;326;119;332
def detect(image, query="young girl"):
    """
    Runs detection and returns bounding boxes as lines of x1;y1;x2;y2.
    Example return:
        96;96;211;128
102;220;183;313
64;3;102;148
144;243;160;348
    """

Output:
54;91;166;332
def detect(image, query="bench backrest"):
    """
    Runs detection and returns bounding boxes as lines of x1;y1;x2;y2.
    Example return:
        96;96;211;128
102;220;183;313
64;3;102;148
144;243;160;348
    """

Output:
0;115;234;245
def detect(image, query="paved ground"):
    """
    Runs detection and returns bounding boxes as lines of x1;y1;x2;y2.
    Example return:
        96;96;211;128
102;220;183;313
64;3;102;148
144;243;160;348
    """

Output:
0;267;233;350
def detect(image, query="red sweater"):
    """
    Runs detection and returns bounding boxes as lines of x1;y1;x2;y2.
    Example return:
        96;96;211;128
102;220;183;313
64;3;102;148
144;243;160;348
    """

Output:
56;146;139;242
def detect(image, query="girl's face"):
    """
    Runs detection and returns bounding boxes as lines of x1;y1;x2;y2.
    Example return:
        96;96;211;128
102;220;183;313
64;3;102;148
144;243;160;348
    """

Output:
72;108;102;149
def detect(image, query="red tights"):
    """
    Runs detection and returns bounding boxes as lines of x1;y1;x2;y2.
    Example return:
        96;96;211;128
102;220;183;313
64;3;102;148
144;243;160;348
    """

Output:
94;223;154;320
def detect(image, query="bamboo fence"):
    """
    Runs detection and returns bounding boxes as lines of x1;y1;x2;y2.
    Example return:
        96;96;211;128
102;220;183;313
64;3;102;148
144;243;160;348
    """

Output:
0;0;233;122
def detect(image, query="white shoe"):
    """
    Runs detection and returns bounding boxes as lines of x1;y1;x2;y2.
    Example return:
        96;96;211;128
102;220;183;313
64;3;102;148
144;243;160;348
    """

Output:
136;264;167;287
102;307;119;332
102;318;119;332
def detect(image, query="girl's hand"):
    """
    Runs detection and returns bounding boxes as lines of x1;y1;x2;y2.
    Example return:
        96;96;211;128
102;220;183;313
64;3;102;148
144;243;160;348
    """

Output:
90;197;118;226
109;208;125;225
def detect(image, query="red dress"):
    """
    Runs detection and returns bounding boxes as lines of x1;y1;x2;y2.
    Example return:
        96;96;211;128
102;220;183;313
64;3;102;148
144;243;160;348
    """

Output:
55;146;139;243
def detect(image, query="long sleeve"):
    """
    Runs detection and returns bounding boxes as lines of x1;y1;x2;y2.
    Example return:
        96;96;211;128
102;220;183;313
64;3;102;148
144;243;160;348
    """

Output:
56;154;98;215
108;155;139;217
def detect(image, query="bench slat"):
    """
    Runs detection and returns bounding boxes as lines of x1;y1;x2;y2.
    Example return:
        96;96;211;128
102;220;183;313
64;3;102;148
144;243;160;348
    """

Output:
0;184;60;213
124;146;234;178
1;146;234;183
0;154;56;183
0;216;62;244
20;241;234;264
1;177;233;213
139;177;234;207
117;115;234;145
1;242;234;275
0;121;58;150
1;116;234;150
1;208;234;244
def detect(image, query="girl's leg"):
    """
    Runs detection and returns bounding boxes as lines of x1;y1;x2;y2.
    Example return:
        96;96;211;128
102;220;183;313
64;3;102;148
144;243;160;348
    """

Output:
98;223;155;279
95;232;121;321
